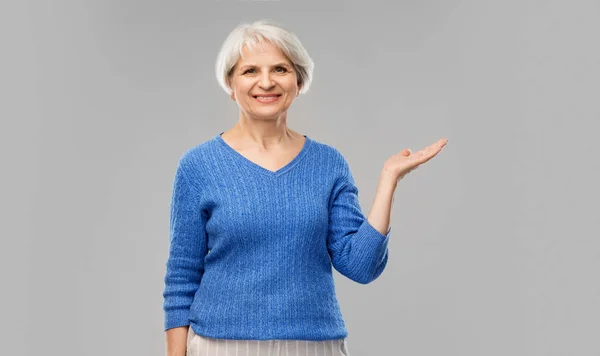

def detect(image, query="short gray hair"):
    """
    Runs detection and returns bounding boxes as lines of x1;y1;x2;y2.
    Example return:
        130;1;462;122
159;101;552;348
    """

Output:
215;19;314;96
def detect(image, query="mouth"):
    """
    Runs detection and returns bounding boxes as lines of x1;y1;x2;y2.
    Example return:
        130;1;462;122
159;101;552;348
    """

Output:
253;95;282;103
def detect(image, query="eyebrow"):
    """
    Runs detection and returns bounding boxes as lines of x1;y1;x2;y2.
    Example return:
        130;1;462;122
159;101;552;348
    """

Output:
239;62;292;70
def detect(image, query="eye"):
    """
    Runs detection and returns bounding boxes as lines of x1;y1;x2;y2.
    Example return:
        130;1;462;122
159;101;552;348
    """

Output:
242;67;288;74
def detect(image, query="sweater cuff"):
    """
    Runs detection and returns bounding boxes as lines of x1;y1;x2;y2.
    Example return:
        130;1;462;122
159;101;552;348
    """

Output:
363;219;391;239
164;308;191;331
356;219;390;255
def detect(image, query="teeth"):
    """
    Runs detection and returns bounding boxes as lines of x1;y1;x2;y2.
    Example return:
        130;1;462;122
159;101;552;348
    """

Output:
256;96;278;101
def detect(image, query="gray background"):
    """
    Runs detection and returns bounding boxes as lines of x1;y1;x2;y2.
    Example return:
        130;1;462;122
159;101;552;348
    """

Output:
2;0;599;355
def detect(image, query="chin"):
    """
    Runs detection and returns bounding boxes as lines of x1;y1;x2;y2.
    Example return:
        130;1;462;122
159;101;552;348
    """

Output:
254;113;283;120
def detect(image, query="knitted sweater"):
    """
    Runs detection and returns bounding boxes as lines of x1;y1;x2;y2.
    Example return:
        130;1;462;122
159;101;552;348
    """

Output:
162;132;391;341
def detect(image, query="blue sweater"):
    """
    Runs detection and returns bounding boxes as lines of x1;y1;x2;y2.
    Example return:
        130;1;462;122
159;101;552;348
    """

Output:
162;132;391;341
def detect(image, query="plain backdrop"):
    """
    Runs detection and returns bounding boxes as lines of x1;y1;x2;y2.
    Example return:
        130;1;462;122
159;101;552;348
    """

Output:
2;0;599;355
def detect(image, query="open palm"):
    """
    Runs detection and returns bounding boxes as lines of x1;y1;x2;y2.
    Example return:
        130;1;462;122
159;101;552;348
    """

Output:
383;138;448;181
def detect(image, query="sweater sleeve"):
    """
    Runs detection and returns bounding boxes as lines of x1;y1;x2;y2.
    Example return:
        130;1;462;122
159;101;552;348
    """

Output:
327;165;391;284
162;157;208;331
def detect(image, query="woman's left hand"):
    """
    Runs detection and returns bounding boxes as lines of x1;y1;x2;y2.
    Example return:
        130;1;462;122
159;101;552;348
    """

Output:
382;138;449;182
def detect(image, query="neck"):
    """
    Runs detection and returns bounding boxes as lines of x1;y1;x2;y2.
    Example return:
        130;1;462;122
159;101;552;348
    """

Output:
230;117;298;150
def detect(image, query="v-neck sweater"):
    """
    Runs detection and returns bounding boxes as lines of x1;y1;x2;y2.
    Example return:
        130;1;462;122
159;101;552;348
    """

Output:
162;132;392;341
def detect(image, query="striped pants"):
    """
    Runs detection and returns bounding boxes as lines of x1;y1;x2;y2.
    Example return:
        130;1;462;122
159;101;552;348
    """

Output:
186;326;351;356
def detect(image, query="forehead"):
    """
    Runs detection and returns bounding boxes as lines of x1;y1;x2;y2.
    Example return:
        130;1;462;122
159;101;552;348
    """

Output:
238;41;291;64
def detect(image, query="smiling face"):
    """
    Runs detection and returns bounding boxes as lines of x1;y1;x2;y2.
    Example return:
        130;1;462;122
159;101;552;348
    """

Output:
228;41;302;121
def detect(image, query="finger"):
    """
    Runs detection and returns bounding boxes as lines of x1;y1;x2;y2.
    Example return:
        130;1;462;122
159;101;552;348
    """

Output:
425;140;447;155
429;139;447;150
396;148;411;157
410;140;446;164
413;148;438;164
422;145;445;162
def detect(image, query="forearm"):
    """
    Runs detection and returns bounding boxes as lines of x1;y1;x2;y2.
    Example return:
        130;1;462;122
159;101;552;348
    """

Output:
367;171;398;236
165;326;189;356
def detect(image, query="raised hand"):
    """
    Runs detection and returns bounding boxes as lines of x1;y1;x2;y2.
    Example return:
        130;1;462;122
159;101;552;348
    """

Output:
382;138;448;181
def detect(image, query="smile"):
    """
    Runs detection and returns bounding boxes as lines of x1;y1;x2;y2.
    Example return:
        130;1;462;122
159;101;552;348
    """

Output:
253;95;281;103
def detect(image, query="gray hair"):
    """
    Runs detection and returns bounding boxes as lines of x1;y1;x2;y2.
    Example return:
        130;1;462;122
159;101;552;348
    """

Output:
214;19;314;96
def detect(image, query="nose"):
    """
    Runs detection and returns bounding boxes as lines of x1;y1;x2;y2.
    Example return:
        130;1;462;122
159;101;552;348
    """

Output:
258;71;275;90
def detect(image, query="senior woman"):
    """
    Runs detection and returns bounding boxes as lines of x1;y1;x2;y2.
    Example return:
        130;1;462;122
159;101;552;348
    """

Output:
163;20;448;356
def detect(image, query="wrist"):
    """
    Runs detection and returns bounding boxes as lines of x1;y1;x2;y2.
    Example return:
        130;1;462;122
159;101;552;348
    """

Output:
380;169;399;184
378;172;399;192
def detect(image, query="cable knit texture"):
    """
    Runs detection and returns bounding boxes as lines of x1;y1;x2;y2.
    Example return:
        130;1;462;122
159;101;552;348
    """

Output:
162;132;391;340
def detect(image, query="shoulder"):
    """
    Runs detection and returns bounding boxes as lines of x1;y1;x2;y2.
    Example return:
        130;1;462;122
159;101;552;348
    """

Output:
174;138;219;184
179;139;214;164
306;136;341;159
306;137;352;178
